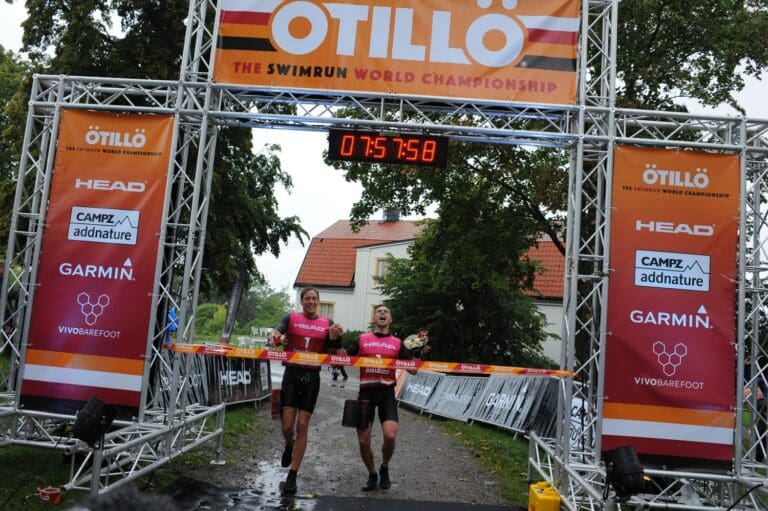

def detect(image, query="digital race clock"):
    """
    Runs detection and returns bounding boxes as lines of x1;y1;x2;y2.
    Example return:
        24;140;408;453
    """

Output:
327;129;448;168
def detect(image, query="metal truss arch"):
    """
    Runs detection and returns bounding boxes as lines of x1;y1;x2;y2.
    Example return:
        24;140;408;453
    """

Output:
1;0;767;506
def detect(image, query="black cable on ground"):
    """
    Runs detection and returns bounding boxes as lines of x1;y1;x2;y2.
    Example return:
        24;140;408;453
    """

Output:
726;483;764;511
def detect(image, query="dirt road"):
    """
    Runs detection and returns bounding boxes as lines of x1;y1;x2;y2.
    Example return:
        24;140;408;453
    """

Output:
185;364;513;508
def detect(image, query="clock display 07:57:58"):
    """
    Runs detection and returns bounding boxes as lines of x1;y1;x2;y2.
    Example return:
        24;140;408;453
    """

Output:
327;129;448;168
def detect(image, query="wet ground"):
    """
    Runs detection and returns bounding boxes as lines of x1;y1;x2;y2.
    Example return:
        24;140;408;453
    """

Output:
157;364;527;510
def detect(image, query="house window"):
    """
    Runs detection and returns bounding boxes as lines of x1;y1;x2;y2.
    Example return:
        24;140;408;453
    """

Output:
375;258;391;281
319;301;335;320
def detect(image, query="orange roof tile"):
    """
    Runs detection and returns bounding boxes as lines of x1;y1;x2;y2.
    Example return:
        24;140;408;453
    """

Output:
526;239;565;300
294;220;426;288
316;220;425;240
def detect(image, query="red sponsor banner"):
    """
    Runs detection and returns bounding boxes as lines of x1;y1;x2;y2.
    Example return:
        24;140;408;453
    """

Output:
167;343;573;377
603;145;740;462
20;110;173;414
213;0;579;104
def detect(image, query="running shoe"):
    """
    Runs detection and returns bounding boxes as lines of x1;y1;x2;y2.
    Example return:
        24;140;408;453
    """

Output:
362;472;379;491
282;474;297;495
281;440;294;468
379;465;390;489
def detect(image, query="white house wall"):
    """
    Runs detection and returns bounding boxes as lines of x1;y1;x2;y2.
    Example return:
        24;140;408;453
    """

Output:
293;287;356;329
534;299;563;363
351;241;412;332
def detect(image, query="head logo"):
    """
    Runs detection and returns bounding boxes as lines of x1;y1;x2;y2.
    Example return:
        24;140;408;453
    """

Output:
85;125;146;148
652;341;688;376
635;219;713;237
75;178;146;193
77;292;110;326
642;163;709;189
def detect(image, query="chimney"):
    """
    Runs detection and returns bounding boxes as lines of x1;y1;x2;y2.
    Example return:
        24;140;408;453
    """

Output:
383;208;400;222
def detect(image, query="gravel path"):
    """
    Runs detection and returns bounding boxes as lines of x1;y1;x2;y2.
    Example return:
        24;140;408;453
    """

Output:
189;364;509;507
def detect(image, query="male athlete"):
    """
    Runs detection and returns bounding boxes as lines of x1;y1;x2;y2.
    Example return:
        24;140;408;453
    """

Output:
269;287;344;494
344;304;423;491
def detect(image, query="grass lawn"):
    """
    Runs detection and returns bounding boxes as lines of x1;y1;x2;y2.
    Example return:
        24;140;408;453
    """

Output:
440;420;532;505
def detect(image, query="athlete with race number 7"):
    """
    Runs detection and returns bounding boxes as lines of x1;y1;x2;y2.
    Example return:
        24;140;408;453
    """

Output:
268;287;344;495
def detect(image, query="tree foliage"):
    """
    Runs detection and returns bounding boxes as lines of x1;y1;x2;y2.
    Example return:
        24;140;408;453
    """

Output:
617;0;768;111
379;194;554;367
2;1;306;294
0;47;28;238
196;282;293;339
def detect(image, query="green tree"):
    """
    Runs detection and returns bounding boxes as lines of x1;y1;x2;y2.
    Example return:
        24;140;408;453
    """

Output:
377;175;554;367
0;46;28;238
617;0;768;111
232;281;293;333
7;1;306;294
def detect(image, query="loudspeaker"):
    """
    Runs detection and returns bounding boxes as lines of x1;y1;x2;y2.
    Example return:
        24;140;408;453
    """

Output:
603;446;645;500
73;397;116;447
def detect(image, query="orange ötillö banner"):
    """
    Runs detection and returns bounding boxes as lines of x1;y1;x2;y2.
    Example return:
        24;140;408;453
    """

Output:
603;146;740;464
213;0;579;105
20;110;173;416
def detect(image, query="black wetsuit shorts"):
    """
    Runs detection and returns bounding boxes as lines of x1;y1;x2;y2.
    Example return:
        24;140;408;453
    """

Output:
358;385;399;424
280;365;321;413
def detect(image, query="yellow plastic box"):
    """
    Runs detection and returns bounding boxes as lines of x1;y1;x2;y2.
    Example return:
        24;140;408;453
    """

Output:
528;481;561;511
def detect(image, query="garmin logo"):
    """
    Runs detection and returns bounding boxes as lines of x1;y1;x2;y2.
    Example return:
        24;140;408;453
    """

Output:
635;220;713;237
642;164;709;189
486;393;515;410
629;305;711;330
59;258;134;281
75;178;146;193
85;125;146;148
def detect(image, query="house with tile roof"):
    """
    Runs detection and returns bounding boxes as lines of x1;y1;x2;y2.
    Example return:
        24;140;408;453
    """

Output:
293;215;565;362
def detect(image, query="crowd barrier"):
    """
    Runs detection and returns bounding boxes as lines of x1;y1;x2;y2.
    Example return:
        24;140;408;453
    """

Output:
160;346;271;406
398;371;559;437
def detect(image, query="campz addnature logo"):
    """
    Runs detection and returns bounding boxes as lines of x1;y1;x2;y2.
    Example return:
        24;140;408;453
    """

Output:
218;0;578;73
634;250;710;292
68;206;140;246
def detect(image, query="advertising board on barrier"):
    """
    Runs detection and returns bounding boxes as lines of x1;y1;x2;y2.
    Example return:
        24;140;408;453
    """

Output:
423;375;486;422
207;357;270;405
20;110;174;416
397;371;443;408
213;0;580;104
603;145;740;463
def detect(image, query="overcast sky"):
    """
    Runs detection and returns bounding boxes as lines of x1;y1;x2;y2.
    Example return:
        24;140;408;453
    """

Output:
1;2;766;294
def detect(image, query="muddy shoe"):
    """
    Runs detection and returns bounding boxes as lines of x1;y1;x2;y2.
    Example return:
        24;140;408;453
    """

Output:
379;465;390;489
281;440;294;468
282;474;297;495
362;472;379;492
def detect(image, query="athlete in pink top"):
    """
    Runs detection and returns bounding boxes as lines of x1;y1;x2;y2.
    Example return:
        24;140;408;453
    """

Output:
344;304;417;492
269;287;344;495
